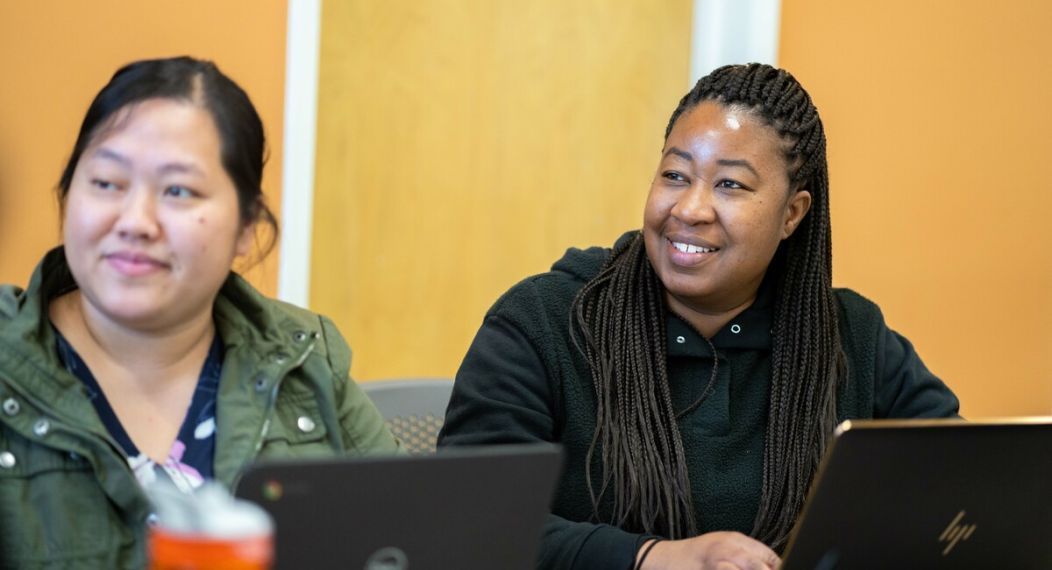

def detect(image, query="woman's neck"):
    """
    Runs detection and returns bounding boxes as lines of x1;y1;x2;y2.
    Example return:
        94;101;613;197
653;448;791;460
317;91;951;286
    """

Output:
50;290;215;380
665;291;756;339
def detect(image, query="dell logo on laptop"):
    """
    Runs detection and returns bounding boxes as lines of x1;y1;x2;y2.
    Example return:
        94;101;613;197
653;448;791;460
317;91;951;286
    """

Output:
939;510;977;555
365;546;408;570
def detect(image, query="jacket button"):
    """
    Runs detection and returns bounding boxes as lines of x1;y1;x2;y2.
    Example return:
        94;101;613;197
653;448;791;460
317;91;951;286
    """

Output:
0;451;15;468
254;374;268;392
146;513;160;526
273;352;290;365
33;419;50;437
731;324;742;334
2;398;19;416
292;331;309;343
1;399;19;418
675;336;686;344
297;416;316;433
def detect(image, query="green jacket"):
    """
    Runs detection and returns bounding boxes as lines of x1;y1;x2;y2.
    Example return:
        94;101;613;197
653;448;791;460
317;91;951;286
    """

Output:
0;248;399;569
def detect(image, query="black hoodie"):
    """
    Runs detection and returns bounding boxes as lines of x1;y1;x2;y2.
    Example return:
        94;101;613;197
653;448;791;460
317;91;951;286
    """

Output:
439;231;959;570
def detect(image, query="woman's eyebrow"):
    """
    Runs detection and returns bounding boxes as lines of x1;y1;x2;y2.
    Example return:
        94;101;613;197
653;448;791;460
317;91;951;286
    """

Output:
663;147;760;178
663;146;693;161
90;147;204;176
91;147;131;167
717;158;759;177
157;162;204;176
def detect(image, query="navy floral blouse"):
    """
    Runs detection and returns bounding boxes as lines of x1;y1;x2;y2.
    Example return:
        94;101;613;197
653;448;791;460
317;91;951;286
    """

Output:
53;327;222;493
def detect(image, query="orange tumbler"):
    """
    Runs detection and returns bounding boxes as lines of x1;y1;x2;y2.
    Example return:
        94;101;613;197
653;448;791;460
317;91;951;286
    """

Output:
148;526;273;570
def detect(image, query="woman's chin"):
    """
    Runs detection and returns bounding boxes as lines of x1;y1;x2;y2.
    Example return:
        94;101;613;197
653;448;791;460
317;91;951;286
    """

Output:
88;296;178;331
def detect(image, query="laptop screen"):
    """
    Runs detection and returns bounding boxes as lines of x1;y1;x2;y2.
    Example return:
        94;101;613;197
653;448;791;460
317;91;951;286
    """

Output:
780;418;1051;570
235;443;563;570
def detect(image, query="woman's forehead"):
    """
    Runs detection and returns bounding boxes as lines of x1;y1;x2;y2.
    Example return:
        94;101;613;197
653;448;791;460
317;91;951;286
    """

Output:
664;101;788;161
82;100;222;162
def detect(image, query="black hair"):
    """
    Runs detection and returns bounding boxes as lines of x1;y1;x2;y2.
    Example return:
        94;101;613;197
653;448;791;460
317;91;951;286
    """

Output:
571;63;844;548
57;56;278;257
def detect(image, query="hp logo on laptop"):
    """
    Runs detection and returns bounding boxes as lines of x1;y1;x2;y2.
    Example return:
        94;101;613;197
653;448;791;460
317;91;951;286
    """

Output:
939;510;977;555
365;546;409;570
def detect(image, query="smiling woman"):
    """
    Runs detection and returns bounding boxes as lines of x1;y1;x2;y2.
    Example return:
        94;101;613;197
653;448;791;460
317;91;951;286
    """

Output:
438;63;961;570
643;100;812;336
59;99;253;335
0;56;399;568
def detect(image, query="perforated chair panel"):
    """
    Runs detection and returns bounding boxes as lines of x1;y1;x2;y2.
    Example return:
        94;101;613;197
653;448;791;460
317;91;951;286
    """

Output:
385;412;446;455
362;379;454;455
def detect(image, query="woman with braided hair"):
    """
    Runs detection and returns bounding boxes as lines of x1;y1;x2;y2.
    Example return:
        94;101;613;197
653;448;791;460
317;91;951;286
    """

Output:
438;63;958;569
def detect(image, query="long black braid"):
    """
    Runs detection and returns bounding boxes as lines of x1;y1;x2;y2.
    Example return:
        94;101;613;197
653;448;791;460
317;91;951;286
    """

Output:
570;63;845;547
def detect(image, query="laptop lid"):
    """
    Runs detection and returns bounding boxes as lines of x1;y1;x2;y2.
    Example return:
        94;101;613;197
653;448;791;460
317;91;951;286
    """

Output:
780;418;1052;570
235;443;563;570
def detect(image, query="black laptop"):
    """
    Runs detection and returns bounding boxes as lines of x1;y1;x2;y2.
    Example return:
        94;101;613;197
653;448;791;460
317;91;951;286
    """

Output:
780;418;1052;570
235;443;562;570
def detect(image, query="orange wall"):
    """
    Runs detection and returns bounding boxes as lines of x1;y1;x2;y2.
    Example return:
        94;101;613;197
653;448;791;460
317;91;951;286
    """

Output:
0;2;287;293
780;0;1052;417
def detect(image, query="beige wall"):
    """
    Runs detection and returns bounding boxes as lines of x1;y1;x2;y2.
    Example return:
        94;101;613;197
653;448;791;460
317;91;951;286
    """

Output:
780;0;1052;417
312;0;693;381
0;2;287;294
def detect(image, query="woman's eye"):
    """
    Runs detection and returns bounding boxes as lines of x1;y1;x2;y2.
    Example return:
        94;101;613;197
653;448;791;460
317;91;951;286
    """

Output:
663;171;688;183
163;185;195;199
90;178;118;191
716;179;744;190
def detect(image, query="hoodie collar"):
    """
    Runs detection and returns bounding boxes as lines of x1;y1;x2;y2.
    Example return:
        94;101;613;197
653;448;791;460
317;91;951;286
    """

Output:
667;275;774;357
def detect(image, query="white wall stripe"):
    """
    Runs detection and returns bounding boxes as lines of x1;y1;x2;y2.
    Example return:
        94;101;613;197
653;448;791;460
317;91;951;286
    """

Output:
690;0;783;85
277;0;322;308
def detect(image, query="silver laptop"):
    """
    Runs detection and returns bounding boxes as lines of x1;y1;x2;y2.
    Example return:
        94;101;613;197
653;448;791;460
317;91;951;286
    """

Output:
235;443;562;570
781;418;1051;570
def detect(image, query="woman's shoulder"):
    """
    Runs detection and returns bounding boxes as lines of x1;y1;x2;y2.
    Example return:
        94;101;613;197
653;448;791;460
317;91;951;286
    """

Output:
832;287;885;323
216;275;351;370
831;287;890;366
218;274;326;330
0;284;25;321
0;249;67;324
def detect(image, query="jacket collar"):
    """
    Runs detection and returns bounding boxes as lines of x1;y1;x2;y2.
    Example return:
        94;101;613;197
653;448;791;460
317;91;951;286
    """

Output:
0;247;329;491
0;247;323;423
0;248;90;416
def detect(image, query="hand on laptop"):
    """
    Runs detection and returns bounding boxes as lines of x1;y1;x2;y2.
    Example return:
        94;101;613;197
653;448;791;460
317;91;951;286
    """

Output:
637;531;781;570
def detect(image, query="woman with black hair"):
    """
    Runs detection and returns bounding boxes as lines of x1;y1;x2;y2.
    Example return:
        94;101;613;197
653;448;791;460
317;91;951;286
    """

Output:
0;57;398;567
438;63;959;569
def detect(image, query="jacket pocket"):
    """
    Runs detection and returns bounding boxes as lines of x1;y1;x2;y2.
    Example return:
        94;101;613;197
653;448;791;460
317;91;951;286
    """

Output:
0;426;126;567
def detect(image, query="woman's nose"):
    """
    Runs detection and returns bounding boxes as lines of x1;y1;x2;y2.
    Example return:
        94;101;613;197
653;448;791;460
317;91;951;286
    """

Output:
114;188;160;241
670;184;717;225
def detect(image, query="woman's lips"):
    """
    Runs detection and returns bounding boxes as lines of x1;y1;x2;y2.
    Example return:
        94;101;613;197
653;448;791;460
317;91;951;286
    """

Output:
666;237;719;267
104;252;169;277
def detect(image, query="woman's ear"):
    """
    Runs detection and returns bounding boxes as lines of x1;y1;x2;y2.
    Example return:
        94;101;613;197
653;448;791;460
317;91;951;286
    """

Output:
781;189;812;239
235;221;258;258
